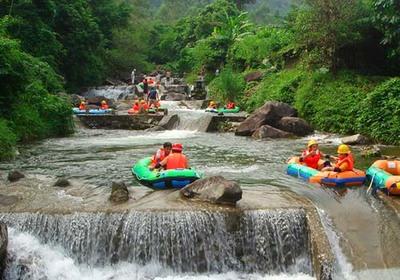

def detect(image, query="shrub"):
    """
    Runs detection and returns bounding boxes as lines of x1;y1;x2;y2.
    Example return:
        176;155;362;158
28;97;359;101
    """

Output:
358;78;400;144
208;67;245;102
0;119;17;161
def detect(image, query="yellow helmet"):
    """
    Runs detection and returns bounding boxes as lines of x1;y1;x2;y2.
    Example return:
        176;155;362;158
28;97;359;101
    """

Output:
308;139;318;148
210;101;216;105
101;100;107;104
337;144;351;154
80;101;85;104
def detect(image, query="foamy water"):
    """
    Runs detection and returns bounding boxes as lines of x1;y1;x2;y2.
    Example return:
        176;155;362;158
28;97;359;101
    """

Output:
6;228;315;280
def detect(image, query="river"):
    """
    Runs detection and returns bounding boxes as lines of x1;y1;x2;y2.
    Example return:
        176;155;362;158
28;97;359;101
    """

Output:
0;102;400;279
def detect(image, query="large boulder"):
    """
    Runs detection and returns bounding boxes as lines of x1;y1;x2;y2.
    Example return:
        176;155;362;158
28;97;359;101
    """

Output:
8;170;25;182
236;102;297;136
252;125;294;139
164;93;187;101
109;182;129;203
341;134;371;145
86;96;115;107
276;117;314;136
180;176;242;205
0;223;7;277
146;114;180;132
244;71;263;82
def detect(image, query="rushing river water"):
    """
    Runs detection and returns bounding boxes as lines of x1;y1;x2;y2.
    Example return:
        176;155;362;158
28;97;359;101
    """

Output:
1;102;400;279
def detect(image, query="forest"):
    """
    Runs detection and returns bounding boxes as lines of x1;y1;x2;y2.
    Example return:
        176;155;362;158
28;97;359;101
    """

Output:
0;0;399;160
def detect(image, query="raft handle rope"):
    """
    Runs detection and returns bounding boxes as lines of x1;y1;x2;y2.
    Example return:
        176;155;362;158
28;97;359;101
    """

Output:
367;173;376;195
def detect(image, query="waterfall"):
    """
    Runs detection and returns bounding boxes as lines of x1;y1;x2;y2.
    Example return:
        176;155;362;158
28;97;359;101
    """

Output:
0;210;312;276
83;86;135;100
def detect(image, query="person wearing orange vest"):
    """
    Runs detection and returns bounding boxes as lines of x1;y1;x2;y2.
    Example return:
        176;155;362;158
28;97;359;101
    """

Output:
139;100;149;113
156;143;189;170
150;142;172;170
132;100;140;112
299;139;323;169
322;144;354;172
79;101;86;110
100;100;109;110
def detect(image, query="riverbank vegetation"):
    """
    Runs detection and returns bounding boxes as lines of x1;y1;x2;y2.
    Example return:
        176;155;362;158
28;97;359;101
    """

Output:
1;0;399;160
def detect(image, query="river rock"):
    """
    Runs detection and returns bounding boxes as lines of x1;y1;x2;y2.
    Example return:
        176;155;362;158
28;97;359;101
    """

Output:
0;223;7;277
116;102;132;111
109;182;129;203
164;93;187;101
361;145;382;158
252;125;294;139
54;178;71;188
180;176;242;205
341;134;371;145
245;71;263;82
86;96;115;107
148;114;180;131
276;117;314;136
8;170;25;182
235;102;297;136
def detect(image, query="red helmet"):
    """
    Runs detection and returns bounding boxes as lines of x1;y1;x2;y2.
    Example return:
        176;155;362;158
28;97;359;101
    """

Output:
172;143;183;152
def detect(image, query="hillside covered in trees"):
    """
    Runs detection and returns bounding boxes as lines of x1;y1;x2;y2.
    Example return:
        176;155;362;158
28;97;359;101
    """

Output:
1;0;399;160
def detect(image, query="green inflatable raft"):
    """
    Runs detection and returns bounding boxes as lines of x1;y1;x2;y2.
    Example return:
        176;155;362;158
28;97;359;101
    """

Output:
132;157;201;190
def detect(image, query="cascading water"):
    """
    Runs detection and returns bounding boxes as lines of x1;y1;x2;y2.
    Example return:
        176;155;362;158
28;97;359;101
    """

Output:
83;86;136;100
0;210;312;279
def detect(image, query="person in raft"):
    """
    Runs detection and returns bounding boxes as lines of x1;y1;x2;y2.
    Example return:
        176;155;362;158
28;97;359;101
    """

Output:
154;143;189;170
321;144;354;172
132;99;140;113
150;142;172;170
299;139;325;169
225;101;236;109
208;101;217;109
79;100;86;110
100;100;109;110
139;100;149;113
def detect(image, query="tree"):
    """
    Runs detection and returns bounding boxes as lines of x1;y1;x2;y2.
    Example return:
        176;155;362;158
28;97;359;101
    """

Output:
372;0;400;59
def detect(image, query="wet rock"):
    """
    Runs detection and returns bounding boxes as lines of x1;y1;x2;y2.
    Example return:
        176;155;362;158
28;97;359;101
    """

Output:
361;145;382;158
252;125;294;139
54;178;71;188
159;114;180;130
0;223;7;276
86;96;114;107
235;102;297;136
8;170;25;182
245;71;263;82
110;182;129;203
181;176;242;205
341;134;371;145
276;117;314;136
164;93;187;101
116;102;132;111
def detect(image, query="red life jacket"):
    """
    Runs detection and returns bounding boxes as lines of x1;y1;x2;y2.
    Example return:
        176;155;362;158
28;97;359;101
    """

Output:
79;104;86;110
100;104;109;110
132;104;140;112
302;149;321;169
227;102;235;109
165;153;188;170
335;154;354;172
151;148;168;165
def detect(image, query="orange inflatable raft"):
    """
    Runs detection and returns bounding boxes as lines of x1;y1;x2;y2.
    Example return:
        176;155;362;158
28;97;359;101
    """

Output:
366;160;400;195
287;157;366;187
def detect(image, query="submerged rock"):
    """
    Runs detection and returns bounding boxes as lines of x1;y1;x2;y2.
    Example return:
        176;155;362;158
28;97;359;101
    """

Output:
54;178;71;188
180;176;242;205
0;223;7;277
361;145;382;158
341;134;371;145
252;125;294;139
110;182;129;203
276;117;314;136
8;170;25;182
235;101;297;136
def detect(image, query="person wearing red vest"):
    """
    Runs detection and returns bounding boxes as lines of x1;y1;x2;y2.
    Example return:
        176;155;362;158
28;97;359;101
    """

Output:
150;142;172;169
79;101;86;110
157;143;189;170
322;144;354;172
300;139;323;169
132;100;140;112
226;101;235;109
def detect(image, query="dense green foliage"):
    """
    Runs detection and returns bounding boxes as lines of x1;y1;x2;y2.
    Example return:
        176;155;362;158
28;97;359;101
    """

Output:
208;68;246;102
0;120;17;161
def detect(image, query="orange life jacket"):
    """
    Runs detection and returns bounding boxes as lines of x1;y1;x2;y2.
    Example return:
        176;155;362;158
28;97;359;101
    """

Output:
100;104;109;110
335;154;354;172
132;104;140;111
79;104;86;110
165;153;188;170
302;149;321;169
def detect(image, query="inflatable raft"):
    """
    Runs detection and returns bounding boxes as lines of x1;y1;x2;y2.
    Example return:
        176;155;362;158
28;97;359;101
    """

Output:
287;157;366;187
132;157;201;190
366;160;400;195
205;107;240;114
72;108;113;115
